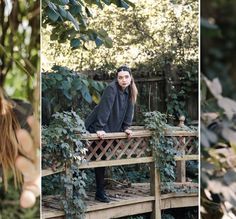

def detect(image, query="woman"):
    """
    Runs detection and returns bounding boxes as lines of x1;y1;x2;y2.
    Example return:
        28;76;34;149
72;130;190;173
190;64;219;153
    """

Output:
85;65;138;203
0;88;40;208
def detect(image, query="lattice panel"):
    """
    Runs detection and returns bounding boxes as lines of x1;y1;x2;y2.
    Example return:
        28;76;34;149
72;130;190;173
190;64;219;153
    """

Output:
85;137;151;161
171;136;198;155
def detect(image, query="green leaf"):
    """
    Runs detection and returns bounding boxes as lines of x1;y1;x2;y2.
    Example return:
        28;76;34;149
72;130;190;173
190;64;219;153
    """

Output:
60;0;69;4
69;4;82;15
102;0;111;5
57;6;80;31
97;29;108;38
111;0;133;9
78;13;87;27
81;79;89;86
81;85;92;103
120;0;129;9
123;0;135;7
103;36;113;48
60;80;71;90
70;38;81;48
95;36;103;47
46;5;60;22
71;79;82;90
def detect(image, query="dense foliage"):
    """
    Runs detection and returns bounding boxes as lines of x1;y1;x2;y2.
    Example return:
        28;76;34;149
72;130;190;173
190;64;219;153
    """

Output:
42;65;106;124
144;111;198;193
42;0;198;72
201;1;236;218
42;111;87;218
42;0;134;50
144;111;176;185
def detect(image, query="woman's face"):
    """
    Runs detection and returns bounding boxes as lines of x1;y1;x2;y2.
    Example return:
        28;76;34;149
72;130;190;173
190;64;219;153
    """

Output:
117;71;131;90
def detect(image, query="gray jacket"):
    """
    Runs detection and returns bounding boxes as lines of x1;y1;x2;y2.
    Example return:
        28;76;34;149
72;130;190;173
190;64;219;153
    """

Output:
85;80;134;133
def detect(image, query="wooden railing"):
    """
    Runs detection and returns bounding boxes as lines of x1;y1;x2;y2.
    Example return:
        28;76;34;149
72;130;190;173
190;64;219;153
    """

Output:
42;127;198;219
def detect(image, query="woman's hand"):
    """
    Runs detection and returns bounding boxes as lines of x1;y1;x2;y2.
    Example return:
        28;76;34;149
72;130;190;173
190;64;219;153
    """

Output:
125;129;133;139
96;130;106;139
15;116;40;208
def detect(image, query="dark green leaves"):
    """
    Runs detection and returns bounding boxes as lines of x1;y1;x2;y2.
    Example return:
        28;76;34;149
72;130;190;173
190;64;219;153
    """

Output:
42;66;106;116
46;3;60;21
70;38;81;48
95;36;103;47
42;0;135;48
42;111;87;217
111;0;135;9
81;83;92;103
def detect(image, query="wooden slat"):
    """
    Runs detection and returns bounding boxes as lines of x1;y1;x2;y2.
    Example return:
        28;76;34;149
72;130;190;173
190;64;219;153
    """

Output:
87;196;155;212
181;137;193;151
126;138;143;158
106;139;125;160
80;130;152;140
117;139;134;159
186;143;195;155
42;168;64;177
136;140;148;158
161;193;198;210
164;130;198;137
42;155;198;176
78;157;154;169
174;155;199;161
85;201;153;219
79;129;198;141
87;140;105;161
96;139;114;161
42;157;154;176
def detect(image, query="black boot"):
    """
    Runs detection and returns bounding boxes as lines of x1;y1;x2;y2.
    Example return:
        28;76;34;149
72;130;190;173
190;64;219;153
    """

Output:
95;167;110;203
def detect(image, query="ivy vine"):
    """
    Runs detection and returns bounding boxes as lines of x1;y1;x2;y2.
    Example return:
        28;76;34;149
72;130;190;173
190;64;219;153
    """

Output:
144;111;177;190
42;111;87;218
144;111;198;193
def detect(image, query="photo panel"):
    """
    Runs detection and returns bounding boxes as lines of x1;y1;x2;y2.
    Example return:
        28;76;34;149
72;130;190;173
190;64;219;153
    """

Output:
0;0;40;218
41;1;199;219
201;1;236;218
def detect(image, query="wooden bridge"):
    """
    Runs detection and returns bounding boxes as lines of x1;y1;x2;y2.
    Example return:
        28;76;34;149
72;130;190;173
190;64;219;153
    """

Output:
42;127;198;219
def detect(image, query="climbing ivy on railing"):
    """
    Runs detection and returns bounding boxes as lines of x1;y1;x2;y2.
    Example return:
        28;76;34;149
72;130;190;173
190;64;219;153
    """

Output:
144;111;177;190
42;111;87;219
144;111;198;193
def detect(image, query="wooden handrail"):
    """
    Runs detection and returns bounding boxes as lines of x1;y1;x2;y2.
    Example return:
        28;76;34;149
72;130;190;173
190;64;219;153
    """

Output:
43;128;198;177
78;128;198;141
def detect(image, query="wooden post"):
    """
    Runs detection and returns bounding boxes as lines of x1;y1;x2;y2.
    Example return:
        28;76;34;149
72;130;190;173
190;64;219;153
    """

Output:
65;164;73;200
176;155;186;182
176;136;186;183
176;116;186;183
150;161;162;219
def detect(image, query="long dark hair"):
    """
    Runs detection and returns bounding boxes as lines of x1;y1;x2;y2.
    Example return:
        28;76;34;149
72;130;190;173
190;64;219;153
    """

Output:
0;88;22;190
116;65;138;104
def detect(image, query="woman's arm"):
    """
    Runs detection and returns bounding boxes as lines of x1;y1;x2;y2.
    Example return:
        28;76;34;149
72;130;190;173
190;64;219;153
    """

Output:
122;100;134;131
